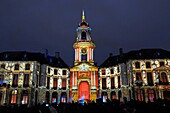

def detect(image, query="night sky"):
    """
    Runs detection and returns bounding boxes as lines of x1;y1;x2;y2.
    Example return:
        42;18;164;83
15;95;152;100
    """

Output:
0;0;170;66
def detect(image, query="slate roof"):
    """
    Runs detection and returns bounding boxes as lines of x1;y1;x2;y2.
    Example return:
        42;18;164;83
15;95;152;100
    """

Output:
100;49;170;68
0;51;69;68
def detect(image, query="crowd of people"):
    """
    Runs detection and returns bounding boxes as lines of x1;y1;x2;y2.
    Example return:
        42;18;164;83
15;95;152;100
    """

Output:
0;98;170;113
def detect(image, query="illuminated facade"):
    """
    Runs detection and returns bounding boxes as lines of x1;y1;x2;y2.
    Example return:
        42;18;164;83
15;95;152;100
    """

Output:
70;11;98;102
0;11;170;107
100;49;170;102
0;52;69;106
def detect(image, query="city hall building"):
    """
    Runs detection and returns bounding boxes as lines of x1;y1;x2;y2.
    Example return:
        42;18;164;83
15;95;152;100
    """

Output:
0;11;170;106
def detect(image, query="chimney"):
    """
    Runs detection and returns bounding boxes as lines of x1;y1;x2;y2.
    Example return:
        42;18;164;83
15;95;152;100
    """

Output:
55;52;60;58
119;48;123;56
109;53;113;57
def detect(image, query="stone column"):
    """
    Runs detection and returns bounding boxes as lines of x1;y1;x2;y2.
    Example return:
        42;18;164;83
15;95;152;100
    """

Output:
50;91;52;104
17;90;21;106
108;90;111;100
58;91;61;104
67;90;69;103
144;88;148;102
93;71;96;86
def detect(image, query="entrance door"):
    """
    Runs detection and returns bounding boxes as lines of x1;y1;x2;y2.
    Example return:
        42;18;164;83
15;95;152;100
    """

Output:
79;82;89;100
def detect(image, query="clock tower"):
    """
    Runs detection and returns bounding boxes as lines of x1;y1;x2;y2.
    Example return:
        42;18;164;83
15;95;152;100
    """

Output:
73;10;95;66
70;11;98;102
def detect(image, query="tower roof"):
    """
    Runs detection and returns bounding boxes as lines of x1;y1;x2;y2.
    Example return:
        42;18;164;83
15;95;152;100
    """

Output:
79;10;89;27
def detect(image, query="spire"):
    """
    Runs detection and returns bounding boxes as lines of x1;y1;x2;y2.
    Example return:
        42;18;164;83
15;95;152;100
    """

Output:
82;10;85;22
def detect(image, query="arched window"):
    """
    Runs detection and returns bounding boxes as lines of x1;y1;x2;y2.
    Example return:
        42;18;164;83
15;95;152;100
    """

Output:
148;89;155;102
111;91;116;100
52;92;58;103
22;90;28;104
46;91;50;103
161;72;168;84
118;90;122;102
137;89;144;101
61;92;67;103
102;92;108;103
11;90;17;104
81;32;86;40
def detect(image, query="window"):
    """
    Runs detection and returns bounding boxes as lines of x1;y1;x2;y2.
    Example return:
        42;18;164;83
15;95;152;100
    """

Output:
1;64;5;69
48;67;50;74
118;76;121;88
146;62;151;68
22;90;28;104
11;90;17;104
62;70;66;75
47;77;50;89
12;74;18;87
14;64;19;70
25;64;30;70
147;72;153;86
102;78;106;89
160;61;165;67
160;72;168;84
54;69;58;75
111;91;116;100
137;89;144;101
102;69;106;75
118;91;122;102
23;74;29;87
37;65;40;71
135;62;140;69
117;66;120;73
0;75;4;86
36;74;39;88
111;77;115;89
62;79;66;90
148;89;155;102
53;78;58;89
52;92;58;103
110;69;114;74
81;31;86;40
46;91;50;103
81;54;87;61
136;72;142;86
102;92;108;102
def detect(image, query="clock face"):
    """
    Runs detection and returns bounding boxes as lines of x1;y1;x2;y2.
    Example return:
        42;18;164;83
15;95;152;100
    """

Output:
79;64;89;71
81;48;87;55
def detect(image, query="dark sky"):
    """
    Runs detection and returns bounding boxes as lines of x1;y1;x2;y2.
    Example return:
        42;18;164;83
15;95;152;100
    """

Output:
0;0;170;66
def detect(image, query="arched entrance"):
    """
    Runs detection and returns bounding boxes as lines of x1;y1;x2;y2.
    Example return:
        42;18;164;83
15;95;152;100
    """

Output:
79;81;90;100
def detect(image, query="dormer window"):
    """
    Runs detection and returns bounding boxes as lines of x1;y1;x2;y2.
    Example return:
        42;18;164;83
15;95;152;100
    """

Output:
14;64;19;70
62;70;66;75
48;67;50;74
146;62;151;68
25;64;30;70
160;61;165;67
81;31;86;40
1;64;5;69
54;69;58;75
135;62;140;69
102;69;106;75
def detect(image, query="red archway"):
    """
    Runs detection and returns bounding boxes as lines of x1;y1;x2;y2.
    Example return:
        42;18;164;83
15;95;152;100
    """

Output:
79;81;90;100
